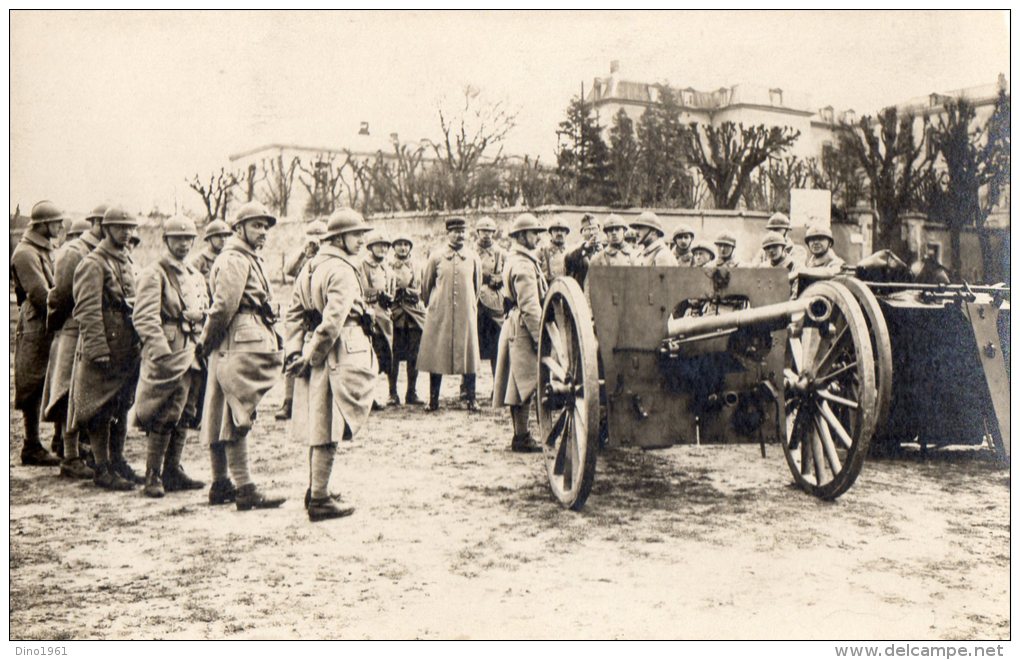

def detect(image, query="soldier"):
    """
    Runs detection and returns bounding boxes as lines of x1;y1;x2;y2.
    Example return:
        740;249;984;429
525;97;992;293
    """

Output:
361;230;395;411
756;212;808;267
417;217;482;412
800;225;845;278
69;205;144;489
133;216;209;497
284;209;373;522
538;216;569;282
630;212;677;266
190;219;233;281
691;240;716;268
12;201;65;467
42;204;107;477
197;200;286;511
276;220;328;420
760;231;799;298
564;214;604;286
671;224;696;266
474;216;506;382
712;232;742;268
388;234;427;406
589;214;632;267
62;218;90;244
492;213;547;453
624;228;639;248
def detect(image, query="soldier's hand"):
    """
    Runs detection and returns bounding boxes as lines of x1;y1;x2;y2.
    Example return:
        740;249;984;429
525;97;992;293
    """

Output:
377;291;393;310
93;355;112;369
286;355;310;378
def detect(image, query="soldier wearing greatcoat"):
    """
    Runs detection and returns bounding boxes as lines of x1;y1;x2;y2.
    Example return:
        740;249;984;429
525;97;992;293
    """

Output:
589;214;633;268
800;225;845;278
492;214;548;452
12;201;66;467
755;212;807;268
387;234;427;406
671;224;696;267
42;204;107;478
284;209;374;522
473;217;507;381
760;231;799;298
360;230;396;411
538;216;569;282
190;219;232;282
564;214;604;287
691;240;717;268
197;201;286;511
132;216;209;498
69;205;144;490
712;232;743;269
417;217;482;412
630;212;678;267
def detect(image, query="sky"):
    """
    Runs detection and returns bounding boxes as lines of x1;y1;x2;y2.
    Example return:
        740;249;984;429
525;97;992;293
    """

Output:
9;10;1010;216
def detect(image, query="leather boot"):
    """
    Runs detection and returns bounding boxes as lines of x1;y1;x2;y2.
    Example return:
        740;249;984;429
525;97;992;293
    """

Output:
59;457;94;480
427;374;442;411
143;469;165;498
235;483;286;511
142;433;169;498
50;426;64;459
208;478;237;505
94;463;135;491
404;363;423;405
162;428;205;491
274;398;293;421
511;433;542;453
308;497;355;522
387;371;401;407
110;417;144;484
21;405;60;466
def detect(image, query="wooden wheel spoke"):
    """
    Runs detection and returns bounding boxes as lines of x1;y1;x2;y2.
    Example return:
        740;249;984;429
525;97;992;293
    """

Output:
545;321;567;366
816;360;858;384
817;389;859;410
814;322;850;375
552;412;572;475
562;425;575;487
814;415;843;475
788;336;805;373
541;355;568;383
545;409;568;447
783;368;798;387
817;400;853;450
799;427;812;477
810;426;826;485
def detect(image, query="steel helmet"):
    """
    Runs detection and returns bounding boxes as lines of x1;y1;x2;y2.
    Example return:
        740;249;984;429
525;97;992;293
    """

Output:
102;205;139;228
630;211;664;235
322;208;370;240
305;220;327;238
203;219;232;240
672;223;695;241
714;231;737;248
365;230;392;248
761;231;787;249
805;225;834;242
30;201;65;226
603;214;628;231
766;212;792;231
691;239;717;259
231;201;277;229
548;216;570;233
476;217;497;232
579;213;600;230
86;203;110;223
66;218;92;237
392;233;414;248
509;213;546;237
163;215;199;239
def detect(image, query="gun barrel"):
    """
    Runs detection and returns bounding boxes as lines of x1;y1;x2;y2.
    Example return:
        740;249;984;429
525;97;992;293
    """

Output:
666;296;830;338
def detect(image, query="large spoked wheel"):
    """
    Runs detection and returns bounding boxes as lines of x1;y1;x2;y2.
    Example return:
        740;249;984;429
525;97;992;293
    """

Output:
783;281;877;500
836;275;894;438
537;277;600;511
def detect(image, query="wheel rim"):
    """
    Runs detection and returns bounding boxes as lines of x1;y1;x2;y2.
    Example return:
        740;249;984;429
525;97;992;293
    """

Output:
836;275;893;435
783;281;876;499
538;278;600;510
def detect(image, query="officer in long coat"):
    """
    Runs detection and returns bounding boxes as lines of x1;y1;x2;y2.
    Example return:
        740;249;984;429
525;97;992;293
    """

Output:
387;234;427;405
712;232;743;268
197;201;286;511
361;230;395;410
190;219;233;281
538;216;569;282
417;217;482;412
672;224;696;266
43;204;107;478
69;205;144;490
133;216;209;498
275;220;327;421
492;214;548;452
800;225;845;278
12;201;66;466
474;217;506;380
284;209;373;522
630;212;678;267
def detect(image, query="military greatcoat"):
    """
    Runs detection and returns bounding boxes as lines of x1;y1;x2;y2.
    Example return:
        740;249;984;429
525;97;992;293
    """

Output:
634;239;678;267
11;228;55;410
360;256;395;371
42;232;100;423
68;240;142;429
492;244;548;407
285;246;377;444
416;244;482;375
538;243;568;282
673;248;696;267
389;256;427;362
476;240;507;362
132;253;209;433
198;236;283;445
190;245;219;282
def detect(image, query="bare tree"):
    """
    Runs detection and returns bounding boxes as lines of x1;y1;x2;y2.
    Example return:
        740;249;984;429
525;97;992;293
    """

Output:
743;155;815;212
186;168;243;222
259;154;301;217
679;122;801;210
298;152;349;217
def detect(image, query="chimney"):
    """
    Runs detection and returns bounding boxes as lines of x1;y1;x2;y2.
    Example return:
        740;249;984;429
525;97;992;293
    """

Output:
359;121;370;136
390;132;399;143
610;60;619;75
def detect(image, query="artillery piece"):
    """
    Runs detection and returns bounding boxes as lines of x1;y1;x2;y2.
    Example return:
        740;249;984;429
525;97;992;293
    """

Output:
537;260;1009;511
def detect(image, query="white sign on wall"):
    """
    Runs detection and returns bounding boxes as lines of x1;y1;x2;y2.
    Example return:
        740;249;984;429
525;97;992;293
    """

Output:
790;189;831;228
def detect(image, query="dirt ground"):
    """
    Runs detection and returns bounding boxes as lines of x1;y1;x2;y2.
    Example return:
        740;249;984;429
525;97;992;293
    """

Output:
7;317;1011;640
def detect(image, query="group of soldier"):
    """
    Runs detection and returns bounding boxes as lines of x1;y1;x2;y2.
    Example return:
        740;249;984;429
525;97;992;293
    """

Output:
11;199;846;523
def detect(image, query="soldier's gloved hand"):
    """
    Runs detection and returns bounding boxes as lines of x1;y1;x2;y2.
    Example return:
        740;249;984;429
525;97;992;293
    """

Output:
285;354;310;378
377;291;393;310
490;277;503;291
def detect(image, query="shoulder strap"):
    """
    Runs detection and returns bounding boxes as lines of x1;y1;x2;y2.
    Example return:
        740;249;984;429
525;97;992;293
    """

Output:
159;261;188;310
